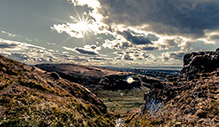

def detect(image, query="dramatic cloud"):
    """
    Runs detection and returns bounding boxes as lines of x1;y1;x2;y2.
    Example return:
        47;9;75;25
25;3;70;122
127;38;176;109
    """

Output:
69;0;100;9
0;38;56;64
1;0;215;68
98;0;219;38
118;31;152;45
102;39;133;50
63;44;101;55
75;48;98;55
0;38;108;65
51;23;84;38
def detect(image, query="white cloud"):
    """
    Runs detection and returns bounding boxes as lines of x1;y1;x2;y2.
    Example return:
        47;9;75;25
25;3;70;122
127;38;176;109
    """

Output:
161;51;186;62
68;0;100;9
49;0;219;67
102;39;133;50
51;23;84;38
1;31;17;37
63;44;101;55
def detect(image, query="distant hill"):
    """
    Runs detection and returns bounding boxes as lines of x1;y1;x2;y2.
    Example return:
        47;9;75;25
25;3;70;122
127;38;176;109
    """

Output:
36;64;162;91
0;55;115;126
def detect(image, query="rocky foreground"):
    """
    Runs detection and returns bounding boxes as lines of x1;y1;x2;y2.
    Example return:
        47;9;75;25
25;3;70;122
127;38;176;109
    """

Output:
0;56;114;126
126;49;219;126
0;49;218;127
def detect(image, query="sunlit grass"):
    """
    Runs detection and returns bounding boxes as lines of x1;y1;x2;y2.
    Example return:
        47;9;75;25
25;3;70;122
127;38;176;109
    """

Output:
95;87;149;114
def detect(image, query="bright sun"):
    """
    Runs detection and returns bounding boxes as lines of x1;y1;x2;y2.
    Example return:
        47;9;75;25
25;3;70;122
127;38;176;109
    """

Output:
126;76;134;84
71;15;92;38
77;21;90;32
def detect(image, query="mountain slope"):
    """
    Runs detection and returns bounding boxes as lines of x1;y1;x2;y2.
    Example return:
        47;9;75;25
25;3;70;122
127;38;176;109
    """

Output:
0;55;114;126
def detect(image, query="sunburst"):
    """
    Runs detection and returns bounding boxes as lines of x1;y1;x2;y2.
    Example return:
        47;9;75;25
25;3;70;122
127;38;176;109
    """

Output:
70;15;92;37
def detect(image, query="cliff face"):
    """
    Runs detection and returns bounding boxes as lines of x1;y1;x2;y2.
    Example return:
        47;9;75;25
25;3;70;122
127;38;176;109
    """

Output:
129;49;219;126
0;56;114;126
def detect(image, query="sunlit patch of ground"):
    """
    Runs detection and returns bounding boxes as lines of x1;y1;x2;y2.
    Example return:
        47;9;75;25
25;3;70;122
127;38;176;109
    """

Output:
95;87;149;114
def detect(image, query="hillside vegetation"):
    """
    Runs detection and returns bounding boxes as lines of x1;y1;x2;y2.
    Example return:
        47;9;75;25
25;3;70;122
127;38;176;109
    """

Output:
0;55;115;126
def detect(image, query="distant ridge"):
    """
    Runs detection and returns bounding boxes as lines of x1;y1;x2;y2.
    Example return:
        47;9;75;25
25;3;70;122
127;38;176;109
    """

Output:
35;63;163;91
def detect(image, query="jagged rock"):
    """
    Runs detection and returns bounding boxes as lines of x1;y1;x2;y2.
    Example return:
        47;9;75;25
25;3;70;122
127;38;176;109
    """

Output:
181;49;219;80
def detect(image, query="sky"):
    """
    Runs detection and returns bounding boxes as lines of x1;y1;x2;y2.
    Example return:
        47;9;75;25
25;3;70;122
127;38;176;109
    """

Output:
0;0;219;68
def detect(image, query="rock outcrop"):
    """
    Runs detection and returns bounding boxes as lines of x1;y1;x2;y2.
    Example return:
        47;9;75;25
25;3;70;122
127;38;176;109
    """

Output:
131;49;219;126
0;56;114;126
181;49;219;80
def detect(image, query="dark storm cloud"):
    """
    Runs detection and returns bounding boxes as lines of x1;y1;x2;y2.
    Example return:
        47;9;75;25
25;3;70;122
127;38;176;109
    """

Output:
142;46;159;51
0;43;18;49
75;48;98;55
118;31;152;45
99;0;219;37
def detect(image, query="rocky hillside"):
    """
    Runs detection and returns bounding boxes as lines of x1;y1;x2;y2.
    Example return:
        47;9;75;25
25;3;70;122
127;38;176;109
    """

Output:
126;49;219;126
36;64;162;91
1;48;218;127
0;55;115;126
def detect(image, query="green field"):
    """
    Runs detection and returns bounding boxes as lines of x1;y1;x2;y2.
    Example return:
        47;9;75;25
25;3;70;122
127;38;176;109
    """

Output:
95;87;149;114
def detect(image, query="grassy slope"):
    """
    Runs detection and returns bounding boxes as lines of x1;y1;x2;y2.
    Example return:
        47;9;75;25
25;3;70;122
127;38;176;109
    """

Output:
96;87;149;114
0;56;115;127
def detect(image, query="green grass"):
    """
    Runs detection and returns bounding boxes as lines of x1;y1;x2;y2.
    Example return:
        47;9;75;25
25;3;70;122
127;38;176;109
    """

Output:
95;87;149;114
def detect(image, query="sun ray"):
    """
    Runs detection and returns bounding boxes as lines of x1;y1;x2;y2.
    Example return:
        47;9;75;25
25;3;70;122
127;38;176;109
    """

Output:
55;36;72;50
69;14;92;38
